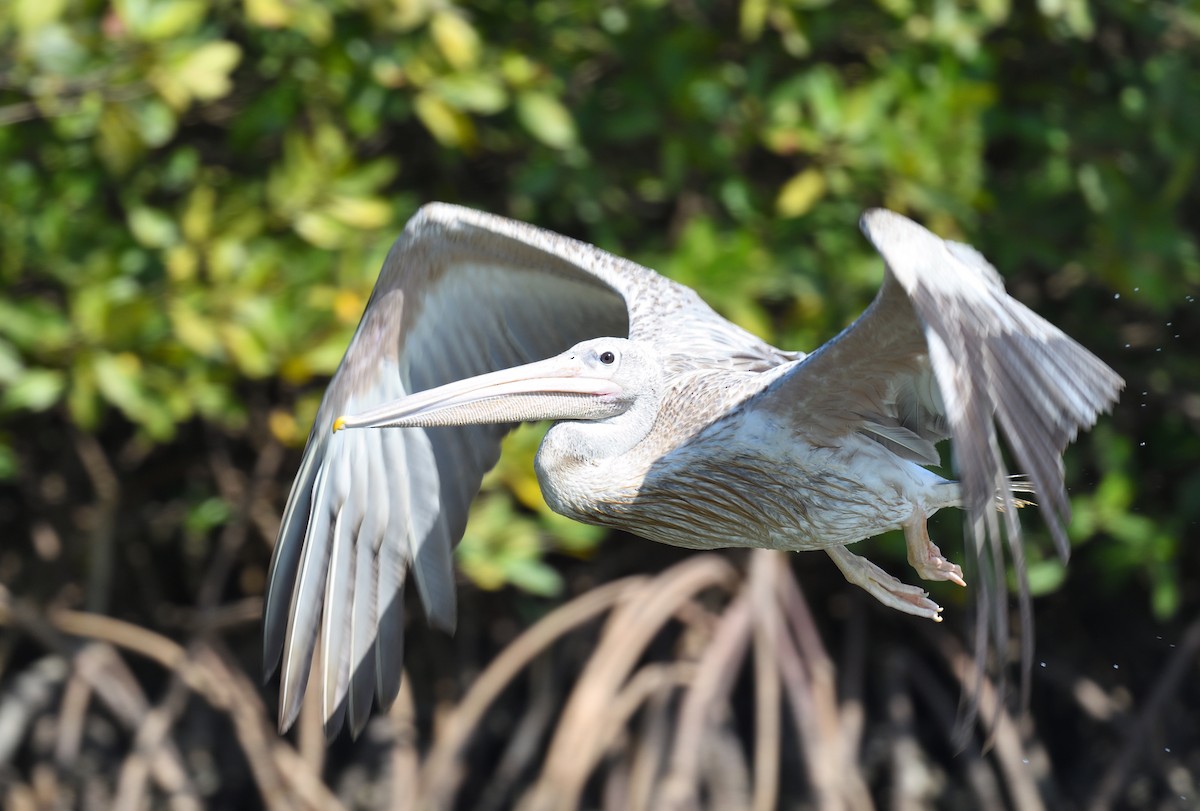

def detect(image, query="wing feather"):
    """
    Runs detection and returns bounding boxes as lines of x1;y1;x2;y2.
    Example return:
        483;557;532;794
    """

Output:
764;208;1122;708
348;521;378;738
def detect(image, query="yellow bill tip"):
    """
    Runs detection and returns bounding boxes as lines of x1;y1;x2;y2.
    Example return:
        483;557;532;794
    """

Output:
332;416;346;433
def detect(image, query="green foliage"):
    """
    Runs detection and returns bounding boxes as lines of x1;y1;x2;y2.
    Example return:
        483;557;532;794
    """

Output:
1;0;1195;608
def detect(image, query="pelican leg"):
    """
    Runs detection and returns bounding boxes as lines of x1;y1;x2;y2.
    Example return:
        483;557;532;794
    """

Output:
903;512;966;587
825;544;943;621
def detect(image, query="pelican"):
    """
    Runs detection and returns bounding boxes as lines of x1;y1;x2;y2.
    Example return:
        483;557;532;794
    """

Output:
263;205;1123;737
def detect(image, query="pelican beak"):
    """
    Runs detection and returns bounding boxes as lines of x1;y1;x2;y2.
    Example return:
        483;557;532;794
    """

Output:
334;354;625;431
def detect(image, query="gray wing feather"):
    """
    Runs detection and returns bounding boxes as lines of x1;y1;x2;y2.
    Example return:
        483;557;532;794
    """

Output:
830;208;1118;710
858;208;1123;546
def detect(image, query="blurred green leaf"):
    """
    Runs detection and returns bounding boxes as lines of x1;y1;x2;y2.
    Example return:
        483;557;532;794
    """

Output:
3;369;65;411
128;206;179;248
0;440;17;480
430;10;481;71
516;91;577;150
776;168;827;218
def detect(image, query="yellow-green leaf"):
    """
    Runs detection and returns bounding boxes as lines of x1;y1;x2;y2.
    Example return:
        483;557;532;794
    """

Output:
92;351;145;415
15;0;67;34
244;0;291;27
430;10;480;71
220;322;272;377
432;74;508;114
326;195;391;230
775;168;827;217
128;205;179;248
294;211;347;249
181;185;216;243
3;369;65;411
169;298;222;357
97;105;142;174
169;40;242;106
126;0;207;41
414;92;476;149
0;340;22;384
516;90;577;150
740;0;769;40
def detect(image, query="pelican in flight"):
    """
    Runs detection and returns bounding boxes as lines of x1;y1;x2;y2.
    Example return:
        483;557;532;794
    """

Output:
263;205;1123;736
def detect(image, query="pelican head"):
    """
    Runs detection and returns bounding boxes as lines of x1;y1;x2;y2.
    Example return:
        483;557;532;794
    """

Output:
335;337;663;432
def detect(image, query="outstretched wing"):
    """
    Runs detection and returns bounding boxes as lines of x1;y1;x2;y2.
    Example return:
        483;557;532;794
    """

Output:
264;204;786;736
764;208;1123;694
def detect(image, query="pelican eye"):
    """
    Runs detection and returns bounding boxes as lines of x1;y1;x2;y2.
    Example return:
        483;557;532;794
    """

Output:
599;351;616;365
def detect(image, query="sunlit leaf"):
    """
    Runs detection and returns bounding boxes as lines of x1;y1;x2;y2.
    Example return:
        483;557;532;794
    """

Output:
169;298;222;357
432;74;509;114
181;185;216;243
3;369;65;411
244;0;291;28
295;211;347;249
0;298;72;352
1026;559;1067;596
97;104;141;174
184;496;232;533
123;0;207;41
740;0;769;40
0;340;22;384
326;195;392;230
516;90;577;150
505;557;562;596
128;206;179;248
155;40;242;108
430;10;481;71
776;168;827;218
220;322;272;377
15;0;67;33
414;91;476;149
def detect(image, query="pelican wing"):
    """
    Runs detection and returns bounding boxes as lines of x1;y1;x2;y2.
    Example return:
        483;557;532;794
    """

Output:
779;208;1123;541
765;208;1122;690
264;204;783;735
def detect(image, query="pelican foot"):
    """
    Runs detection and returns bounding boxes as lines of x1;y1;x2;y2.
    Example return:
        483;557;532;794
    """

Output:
904;513;966;587
825;544;943;621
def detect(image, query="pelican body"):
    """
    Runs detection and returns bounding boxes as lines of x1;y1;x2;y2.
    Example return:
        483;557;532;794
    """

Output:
264;205;1123;737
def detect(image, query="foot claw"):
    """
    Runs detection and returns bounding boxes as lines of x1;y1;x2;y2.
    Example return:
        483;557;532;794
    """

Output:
914;553;966;587
826;545;945;621
905;514;966;587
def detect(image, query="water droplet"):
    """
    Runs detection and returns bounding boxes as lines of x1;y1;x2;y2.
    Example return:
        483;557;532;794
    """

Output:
1156;347;1162;352
1114;293;1121;300
1134;286;1140;292
1124;343;1131;348
1039;661;1047;668
1113;663;1119;669
1167;321;1173;326
1022;758;1030;765
1165;747;1171;753
1140;441;1146;446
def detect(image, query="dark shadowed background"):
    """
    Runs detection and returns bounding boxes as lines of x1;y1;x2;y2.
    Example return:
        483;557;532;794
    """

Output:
0;0;1197;808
